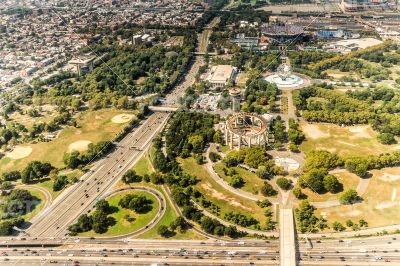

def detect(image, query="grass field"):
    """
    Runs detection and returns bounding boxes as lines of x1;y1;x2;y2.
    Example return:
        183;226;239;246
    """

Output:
300;122;399;157
79;190;159;237
178;157;268;227
114;154;205;240
0;108;136;172
132;152;154;176
315;167;400;231
214;162;266;197
302;171;359;202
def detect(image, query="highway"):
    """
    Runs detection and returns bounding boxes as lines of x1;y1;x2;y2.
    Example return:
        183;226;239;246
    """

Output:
26;112;170;238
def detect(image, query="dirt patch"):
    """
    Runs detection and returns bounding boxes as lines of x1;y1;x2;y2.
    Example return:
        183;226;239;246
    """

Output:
377;173;400;182
340;210;362;217
328;73;345;79
375;201;399;210
200;183;251;211
301;124;330;139
348;126;372;138
111;114;135;124
68;140;92;152
6;146;32;159
337;141;356;147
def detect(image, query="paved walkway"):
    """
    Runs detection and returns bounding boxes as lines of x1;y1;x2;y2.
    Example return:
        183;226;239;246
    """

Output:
280;208;297;266
204;146;269;202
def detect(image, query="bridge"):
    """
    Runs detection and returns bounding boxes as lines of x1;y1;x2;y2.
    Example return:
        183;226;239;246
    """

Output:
280;208;297;266
149;106;178;112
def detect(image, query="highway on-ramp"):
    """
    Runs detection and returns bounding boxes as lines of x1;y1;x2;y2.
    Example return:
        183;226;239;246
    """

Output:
26;112;170;238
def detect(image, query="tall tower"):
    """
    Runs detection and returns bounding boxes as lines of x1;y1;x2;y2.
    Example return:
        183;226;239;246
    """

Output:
229;88;241;113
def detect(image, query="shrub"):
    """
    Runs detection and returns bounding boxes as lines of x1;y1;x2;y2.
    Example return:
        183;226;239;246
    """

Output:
276;177;292;190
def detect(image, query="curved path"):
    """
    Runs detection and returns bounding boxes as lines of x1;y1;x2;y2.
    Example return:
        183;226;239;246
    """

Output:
204;146;279;203
192;200;279;238
78;186;166;240
310;169;371;208
148;146;260;241
17;185;52;225
147;146;224;241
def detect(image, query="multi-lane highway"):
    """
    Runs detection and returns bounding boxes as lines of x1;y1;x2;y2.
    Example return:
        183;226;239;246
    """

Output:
26;112;170;238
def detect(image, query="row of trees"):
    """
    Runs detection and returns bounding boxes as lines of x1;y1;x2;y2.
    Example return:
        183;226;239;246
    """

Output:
63;141;115;169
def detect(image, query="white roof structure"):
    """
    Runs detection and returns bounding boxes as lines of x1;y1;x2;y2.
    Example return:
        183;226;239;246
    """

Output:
206;65;236;85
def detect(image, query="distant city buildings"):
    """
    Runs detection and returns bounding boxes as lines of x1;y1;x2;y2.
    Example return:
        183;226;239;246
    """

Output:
341;0;397;11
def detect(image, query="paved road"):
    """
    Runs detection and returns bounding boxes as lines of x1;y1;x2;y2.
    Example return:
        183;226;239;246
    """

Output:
26;112;170;238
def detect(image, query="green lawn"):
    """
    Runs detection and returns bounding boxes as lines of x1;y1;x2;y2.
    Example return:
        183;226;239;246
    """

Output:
136;188;206;240
178;157;268;228
79;190;159;237
132;152;154;176
214;162;266;197
1;108;136;172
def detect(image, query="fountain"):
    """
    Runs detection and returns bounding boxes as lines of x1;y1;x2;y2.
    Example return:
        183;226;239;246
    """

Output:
264;63;305;89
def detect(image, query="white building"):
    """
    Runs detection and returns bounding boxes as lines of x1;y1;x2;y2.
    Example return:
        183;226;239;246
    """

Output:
203;65;237;89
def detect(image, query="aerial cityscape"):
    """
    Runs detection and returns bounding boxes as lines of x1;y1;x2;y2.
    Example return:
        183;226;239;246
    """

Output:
0;0;400;265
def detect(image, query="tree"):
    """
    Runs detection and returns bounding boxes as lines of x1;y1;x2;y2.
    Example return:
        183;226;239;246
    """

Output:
292;187;306;199
188;135;204;154
118;194;153;213
77;214;92;232
2;171;21;181
359;219;368;227
346;219;354;227
256;199;272;208
209;152;221;162
298;168;326;193
92;211;115;234
243;147;270;168
170;216;187;232
229;175;244;188
295;200;319;233
339;189;362;205
53;175;69;191
377;133;396;145
323;175;342;193
122;169;142;184
158;225;170;237
288;142;299;153
261;182;277;197
95;199;113;214
332;221;346;232
276;177;292;190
